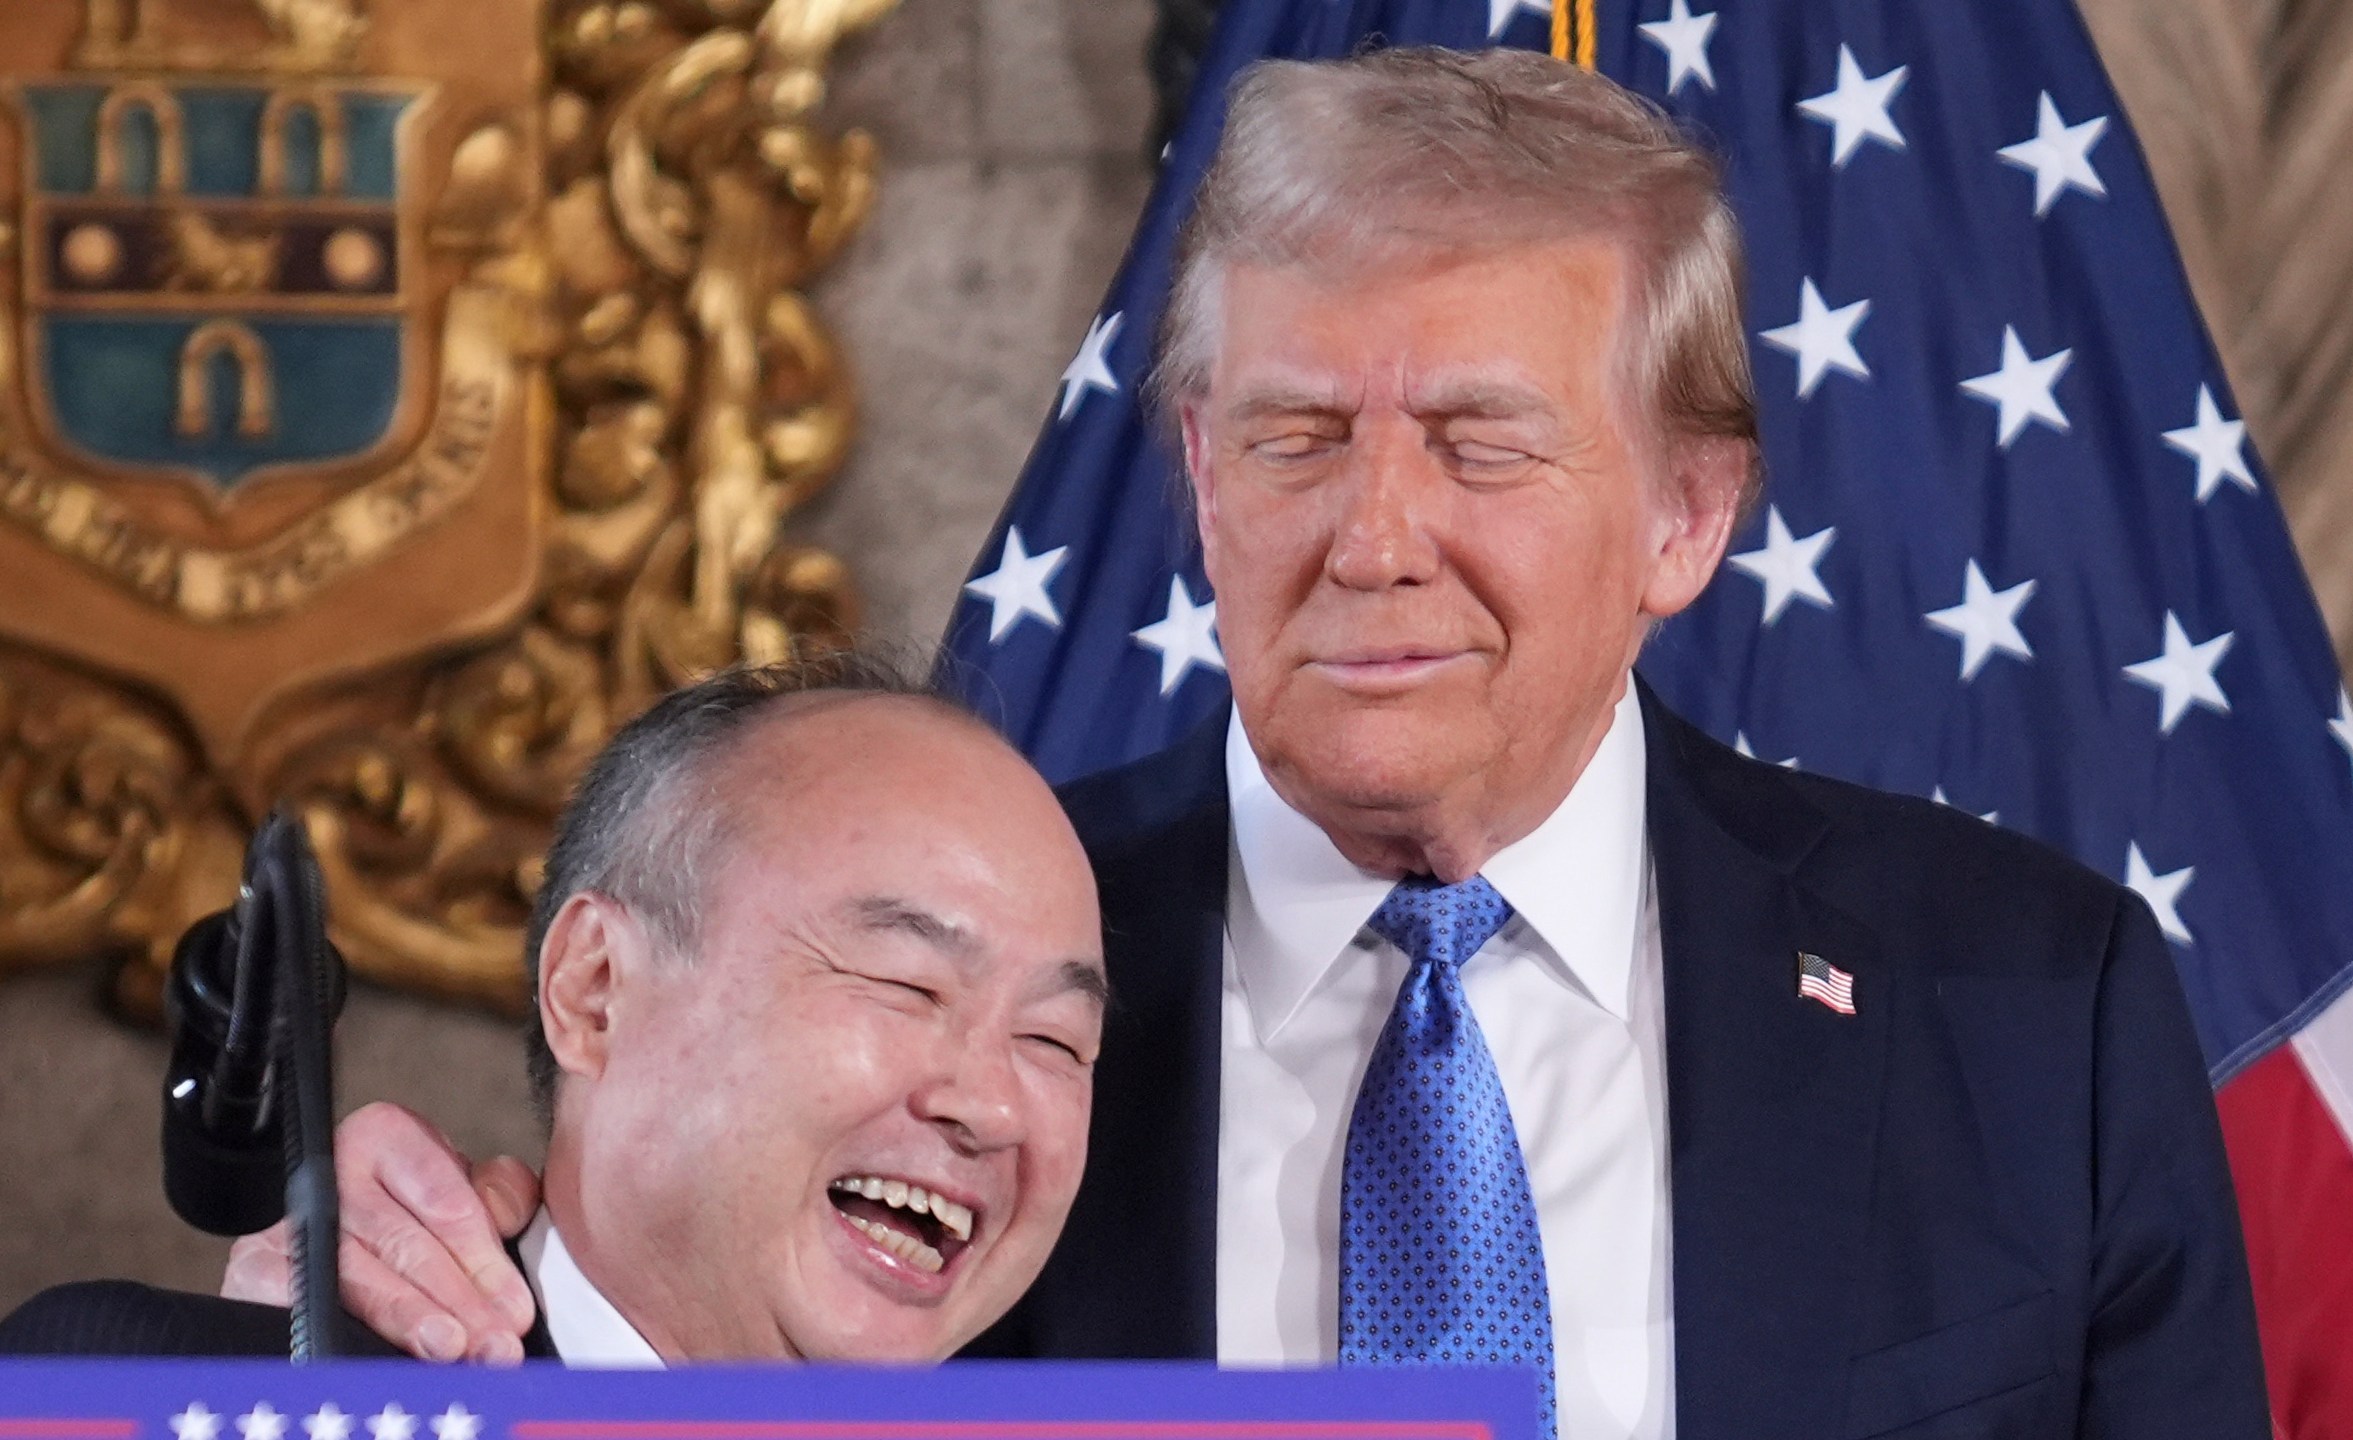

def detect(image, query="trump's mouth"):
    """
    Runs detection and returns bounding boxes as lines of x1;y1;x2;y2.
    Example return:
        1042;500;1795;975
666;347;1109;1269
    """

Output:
827;1174;978;1276
1308;648;1475;693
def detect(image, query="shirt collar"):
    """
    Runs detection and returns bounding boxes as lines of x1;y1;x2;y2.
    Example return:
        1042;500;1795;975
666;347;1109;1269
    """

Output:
519;1208;665;1367
1225;682;1649;1044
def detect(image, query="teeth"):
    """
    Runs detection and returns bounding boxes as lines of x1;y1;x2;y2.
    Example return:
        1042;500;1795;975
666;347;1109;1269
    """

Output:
829;1176;975;1243
842;1213;945;1274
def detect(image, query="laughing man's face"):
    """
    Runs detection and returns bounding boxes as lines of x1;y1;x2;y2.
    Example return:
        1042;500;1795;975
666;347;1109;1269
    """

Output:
556;698;1106;1361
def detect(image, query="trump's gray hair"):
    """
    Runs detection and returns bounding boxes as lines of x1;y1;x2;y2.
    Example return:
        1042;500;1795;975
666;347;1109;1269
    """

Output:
1155;45;1761;510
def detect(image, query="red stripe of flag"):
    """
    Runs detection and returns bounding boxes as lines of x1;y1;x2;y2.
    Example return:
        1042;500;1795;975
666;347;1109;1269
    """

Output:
2215;1043;2353;1438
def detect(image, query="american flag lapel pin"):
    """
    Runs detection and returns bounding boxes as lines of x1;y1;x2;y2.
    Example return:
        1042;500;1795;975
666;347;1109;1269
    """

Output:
1796;952;1857;1015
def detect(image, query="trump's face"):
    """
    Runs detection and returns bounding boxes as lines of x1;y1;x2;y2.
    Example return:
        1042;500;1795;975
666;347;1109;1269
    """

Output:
542;698;1105;1362
1182;239;1737;878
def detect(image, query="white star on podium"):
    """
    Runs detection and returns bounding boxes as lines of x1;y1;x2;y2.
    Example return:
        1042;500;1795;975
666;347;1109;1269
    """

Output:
172;1405;222;1440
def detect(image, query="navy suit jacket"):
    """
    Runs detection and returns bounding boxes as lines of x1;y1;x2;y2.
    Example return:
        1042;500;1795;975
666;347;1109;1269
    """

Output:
972;682;2268;1439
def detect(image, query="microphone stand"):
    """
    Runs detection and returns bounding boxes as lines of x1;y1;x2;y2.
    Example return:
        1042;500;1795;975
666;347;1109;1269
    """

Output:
162;810;345;1360
259;811;343;1362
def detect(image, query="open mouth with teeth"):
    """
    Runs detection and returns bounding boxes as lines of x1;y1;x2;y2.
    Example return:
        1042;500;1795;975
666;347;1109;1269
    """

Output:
827;1175;978;1277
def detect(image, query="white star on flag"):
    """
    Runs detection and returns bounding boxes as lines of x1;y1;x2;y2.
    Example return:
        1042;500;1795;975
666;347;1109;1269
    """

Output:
963;525;1068;641
1797;44;1909;166
1930;787;2000;826
1056;311;1123;420
1727;506;1835;624
2162;385;2256;502
2123;611;2234;733
2331;689;2353;776
1639;0;1718;93
1960;325;2072;447
238;1406;288;1440
173;1405;222;1440
1734;733;1800;769
1130;576;1225;695
428;1409;479;1440
1997;92;2109;217
1759;277;1871;397
1924;560;2036;680
2125;842;2195;945
303;1406;352;1440
366;1406;415;1440
1488;0;1547;38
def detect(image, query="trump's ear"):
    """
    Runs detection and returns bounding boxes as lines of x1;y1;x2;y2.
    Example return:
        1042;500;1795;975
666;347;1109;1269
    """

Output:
537;892;643;1088
1640;434;1750;621
1179;400;1222;570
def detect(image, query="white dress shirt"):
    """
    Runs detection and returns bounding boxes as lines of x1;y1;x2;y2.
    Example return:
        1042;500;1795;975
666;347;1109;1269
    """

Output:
518;1209;664;1367
1215;683;1676;1440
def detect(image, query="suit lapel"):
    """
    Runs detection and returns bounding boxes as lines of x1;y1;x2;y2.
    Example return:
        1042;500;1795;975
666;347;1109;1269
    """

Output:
1642;688;1892;1438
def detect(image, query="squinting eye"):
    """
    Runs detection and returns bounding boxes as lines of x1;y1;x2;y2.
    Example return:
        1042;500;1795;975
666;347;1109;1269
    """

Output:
862;974;938;1005
1022;1033;1088;1064
1250;431;1336;459
1447;440;1530;467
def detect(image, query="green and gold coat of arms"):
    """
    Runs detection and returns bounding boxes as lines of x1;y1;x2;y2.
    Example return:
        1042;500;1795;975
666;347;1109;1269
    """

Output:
0;0;886;1011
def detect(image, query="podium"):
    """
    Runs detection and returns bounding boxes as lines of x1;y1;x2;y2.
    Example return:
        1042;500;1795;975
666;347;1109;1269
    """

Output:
0;1360;1541;1440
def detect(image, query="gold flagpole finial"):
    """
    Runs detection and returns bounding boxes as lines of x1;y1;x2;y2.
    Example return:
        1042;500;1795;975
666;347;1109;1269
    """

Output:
1550;0;1597;69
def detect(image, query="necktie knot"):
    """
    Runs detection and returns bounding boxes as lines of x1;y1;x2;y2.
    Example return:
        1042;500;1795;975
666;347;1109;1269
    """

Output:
1365;873;1514;973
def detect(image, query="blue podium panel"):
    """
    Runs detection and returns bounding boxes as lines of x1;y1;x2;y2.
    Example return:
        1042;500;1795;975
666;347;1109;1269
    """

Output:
0;1361;1540;1440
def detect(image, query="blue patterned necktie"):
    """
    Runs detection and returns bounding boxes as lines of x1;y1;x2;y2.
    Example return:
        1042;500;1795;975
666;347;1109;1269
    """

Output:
1340;874;1556;1438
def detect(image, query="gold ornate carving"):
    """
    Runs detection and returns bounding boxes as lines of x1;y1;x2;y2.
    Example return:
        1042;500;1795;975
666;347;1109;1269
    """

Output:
0;0;884;1014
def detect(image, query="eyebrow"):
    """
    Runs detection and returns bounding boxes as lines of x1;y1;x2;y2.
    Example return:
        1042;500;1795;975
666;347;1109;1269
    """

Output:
1408;379;1552;421
850;896;978;957
1055;958;1113;1010
1224;385;1354;423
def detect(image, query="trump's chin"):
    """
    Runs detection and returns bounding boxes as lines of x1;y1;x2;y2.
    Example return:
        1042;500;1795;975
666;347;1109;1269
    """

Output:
1255;705;1500;869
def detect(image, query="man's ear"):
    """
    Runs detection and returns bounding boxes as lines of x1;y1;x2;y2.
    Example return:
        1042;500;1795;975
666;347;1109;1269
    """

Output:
1640;435;1750;621
537;892;646;1089
1178;400;1222;572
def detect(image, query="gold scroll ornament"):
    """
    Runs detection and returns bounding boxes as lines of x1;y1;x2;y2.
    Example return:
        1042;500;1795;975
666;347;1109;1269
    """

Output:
0;0;890;1014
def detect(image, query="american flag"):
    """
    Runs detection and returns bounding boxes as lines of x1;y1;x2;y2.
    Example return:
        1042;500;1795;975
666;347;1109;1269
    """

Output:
1795;953;1856;1016
939;0;2353;1430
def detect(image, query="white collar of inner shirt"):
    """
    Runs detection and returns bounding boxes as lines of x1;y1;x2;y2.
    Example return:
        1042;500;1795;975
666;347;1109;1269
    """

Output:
1225;680;1650;1046
519;1208;664;1367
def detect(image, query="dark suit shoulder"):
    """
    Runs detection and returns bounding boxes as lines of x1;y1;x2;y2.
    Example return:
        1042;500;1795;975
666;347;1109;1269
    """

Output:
0;1280;404;1358
1655;701;2133;981
1054;706;1229;861
1792;768;2129;979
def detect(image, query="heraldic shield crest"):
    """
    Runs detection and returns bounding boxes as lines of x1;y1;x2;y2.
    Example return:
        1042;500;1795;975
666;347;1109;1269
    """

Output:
0;0;882;1012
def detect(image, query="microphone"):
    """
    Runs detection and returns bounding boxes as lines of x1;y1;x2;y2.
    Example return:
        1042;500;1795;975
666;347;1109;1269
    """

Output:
159;810;349;1358
161;887;286;1238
